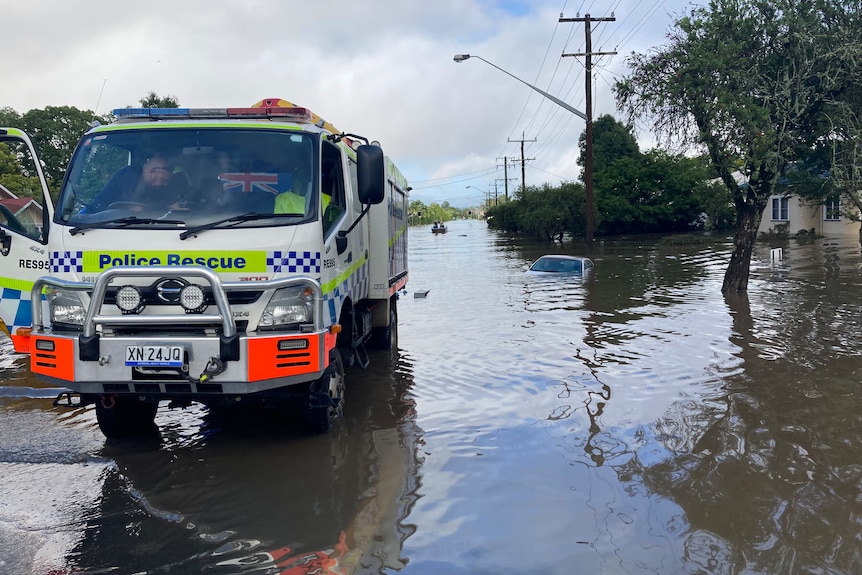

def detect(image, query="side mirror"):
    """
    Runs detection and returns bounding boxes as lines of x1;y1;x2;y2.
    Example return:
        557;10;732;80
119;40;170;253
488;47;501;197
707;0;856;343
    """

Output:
356;145;384;205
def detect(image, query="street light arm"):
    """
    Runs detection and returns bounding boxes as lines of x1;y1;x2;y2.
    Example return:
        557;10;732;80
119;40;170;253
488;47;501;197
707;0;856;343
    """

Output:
453;54;587;121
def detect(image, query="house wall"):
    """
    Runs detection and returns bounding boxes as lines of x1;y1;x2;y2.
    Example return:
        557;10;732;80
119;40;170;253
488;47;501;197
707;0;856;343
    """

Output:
758;195;860;237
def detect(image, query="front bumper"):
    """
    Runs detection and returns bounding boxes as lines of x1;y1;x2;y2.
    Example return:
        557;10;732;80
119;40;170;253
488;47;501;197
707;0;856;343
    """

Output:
29;330;330;396
23;266;335;397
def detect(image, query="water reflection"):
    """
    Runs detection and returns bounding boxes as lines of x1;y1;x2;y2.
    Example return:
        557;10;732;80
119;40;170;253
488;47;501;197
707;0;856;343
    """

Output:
528;236;740;472
0;339;72;412
402;226;862;572
628;239;862;574
55;347;423;574
5;224;862;573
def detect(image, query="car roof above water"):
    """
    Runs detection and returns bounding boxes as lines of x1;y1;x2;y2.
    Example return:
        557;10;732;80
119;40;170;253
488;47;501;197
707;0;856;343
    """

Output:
527;255;594;274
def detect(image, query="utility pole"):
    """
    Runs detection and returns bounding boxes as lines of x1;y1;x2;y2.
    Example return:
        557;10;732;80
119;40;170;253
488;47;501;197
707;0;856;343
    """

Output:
507;133;535;197
500;156;508;199
497;156;519;200
560;13;616;250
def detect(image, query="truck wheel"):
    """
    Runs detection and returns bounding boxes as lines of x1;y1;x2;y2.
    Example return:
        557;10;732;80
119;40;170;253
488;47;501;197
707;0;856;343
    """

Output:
95;396;159;438
304;349;345;434
371;305;398;350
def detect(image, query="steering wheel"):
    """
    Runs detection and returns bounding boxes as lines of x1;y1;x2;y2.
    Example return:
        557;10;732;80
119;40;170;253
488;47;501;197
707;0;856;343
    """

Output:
106;201;148;212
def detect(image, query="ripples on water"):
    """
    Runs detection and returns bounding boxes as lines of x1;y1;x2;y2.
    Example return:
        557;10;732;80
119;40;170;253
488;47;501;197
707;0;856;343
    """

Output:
399;224;862;574
4;222;862;574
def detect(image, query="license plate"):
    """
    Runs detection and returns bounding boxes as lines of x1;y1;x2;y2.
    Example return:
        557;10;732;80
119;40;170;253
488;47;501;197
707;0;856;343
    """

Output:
125;345;184;367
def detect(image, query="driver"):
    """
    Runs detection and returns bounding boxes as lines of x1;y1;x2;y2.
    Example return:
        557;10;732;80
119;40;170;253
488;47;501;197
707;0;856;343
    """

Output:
85;154;189;213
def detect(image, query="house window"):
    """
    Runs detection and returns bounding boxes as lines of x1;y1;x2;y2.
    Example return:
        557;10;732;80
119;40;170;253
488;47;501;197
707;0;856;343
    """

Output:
824;197;840;221
771;197;789;221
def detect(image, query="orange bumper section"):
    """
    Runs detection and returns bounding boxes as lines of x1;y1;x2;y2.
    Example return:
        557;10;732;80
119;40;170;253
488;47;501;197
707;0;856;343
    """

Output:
247;334;329;382
29;336;75;382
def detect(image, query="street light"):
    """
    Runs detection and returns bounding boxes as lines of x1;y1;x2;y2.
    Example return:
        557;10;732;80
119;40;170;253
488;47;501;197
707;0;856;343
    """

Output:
466;184;494;210
454;53;594;249
454;55;587;120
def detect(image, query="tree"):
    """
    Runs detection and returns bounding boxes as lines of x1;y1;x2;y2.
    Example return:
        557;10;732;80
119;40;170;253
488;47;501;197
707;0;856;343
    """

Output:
0;107;22;127
578;114;639;171
615;0;862;293
820;83;862;237
110;92;178;113
19;106;101;197
696;179;736;232
406;199;468;226
0;142;41;200
580;115;719;235
139;92;179;108
486;182;586;241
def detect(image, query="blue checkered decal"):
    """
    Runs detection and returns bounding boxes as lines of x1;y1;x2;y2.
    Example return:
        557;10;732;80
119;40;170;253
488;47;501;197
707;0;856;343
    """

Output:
0;287;38;333
266;251;320;274
51;251;83;273
323;262;370;326
0;288;33;331
264;250;370;328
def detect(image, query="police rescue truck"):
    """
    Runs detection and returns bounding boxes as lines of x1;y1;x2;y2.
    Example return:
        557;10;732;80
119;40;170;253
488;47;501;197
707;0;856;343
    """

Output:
0;98;409;437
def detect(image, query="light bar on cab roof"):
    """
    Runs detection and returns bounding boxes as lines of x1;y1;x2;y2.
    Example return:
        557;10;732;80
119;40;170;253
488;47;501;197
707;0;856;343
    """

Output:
112;106;314;122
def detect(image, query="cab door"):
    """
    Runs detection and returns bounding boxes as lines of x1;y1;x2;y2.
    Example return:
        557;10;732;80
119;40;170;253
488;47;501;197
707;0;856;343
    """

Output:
0;129;53;340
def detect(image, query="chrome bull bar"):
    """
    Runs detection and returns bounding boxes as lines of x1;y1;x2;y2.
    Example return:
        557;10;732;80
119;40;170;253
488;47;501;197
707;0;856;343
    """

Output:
30;266;324;339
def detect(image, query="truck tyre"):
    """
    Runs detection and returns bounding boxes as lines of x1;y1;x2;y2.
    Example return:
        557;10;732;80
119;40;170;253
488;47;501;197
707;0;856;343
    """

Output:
371;304;398;350
304;349;345;434
95;396;159;438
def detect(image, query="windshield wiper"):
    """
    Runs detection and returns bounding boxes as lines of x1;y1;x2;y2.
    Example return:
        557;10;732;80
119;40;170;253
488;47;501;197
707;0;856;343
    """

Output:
69;216;185;236
179;212;300;240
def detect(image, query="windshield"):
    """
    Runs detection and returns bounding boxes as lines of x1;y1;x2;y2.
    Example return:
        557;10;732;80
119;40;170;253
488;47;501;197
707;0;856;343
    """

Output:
56;127;320;230
529;256;589;273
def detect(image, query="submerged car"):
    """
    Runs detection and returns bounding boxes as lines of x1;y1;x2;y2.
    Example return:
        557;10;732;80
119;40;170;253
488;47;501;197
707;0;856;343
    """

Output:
526;255;594;275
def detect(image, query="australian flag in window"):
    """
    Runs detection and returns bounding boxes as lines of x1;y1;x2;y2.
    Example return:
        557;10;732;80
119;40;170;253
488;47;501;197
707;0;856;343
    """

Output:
219;172;292;194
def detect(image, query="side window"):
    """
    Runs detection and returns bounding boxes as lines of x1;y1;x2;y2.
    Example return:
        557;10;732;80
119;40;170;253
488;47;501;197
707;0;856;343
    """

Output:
770;196;789;221
0;138;45;241
321;141;347;236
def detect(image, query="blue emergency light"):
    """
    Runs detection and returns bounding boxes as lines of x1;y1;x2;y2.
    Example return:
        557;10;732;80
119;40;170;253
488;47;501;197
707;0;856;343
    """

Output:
112;106;314;122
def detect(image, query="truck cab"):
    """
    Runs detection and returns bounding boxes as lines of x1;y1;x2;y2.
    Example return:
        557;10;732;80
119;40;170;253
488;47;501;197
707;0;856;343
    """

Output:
0;99;409;437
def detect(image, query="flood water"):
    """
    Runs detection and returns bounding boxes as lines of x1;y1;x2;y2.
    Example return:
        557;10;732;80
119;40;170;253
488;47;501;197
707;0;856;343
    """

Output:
3;219;862;574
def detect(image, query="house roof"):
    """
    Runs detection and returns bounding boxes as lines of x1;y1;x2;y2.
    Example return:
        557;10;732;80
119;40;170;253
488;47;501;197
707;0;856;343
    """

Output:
0;183;19;200
0;197;42;215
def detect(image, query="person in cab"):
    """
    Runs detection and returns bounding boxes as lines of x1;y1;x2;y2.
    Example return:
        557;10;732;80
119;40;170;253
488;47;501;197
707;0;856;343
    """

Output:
85;154;190;213
274;160;322;215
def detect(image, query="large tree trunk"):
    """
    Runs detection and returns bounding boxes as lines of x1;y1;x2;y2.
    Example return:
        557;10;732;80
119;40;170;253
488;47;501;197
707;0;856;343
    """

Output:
722;203;762;294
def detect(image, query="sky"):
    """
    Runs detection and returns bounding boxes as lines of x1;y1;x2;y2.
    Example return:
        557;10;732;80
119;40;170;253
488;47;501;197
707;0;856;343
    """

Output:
2;0;699;208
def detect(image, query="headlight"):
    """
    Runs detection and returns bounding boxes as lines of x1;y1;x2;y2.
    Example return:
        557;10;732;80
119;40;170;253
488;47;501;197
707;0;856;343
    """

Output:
260;286;314;327
48;290;86;326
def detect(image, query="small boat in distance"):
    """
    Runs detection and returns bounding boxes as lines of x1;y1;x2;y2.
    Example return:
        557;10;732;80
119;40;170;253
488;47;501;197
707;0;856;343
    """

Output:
431;221;447;234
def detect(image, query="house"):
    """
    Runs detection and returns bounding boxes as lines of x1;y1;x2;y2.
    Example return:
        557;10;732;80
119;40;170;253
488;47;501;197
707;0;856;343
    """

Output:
718;170;860;238
0;184;44;240
758;193;860;237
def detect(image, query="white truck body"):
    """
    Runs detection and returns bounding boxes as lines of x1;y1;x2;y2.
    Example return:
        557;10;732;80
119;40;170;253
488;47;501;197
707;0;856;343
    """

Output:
0;99;408;436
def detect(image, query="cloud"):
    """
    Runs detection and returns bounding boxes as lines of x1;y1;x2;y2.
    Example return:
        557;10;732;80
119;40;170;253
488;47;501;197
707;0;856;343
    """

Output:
1;0;695;208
